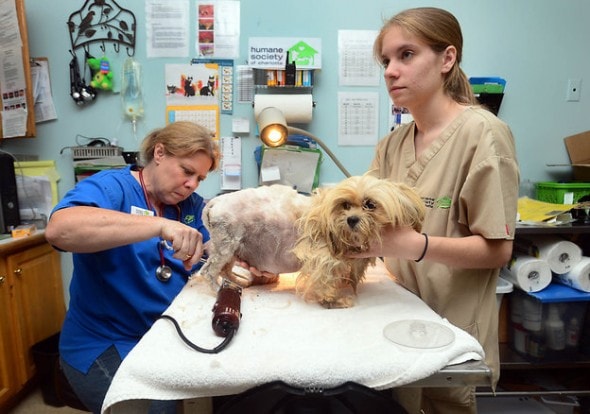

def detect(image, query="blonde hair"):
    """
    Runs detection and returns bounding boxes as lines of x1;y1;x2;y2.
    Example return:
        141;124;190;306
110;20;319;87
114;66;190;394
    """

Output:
139;121;220;171
374;7;477;105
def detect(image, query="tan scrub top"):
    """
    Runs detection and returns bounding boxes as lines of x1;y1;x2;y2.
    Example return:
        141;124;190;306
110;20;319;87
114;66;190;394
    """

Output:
370;106;520;386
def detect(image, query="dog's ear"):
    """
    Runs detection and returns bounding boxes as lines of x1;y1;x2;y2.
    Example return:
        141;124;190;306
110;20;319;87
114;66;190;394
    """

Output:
295;187;333;246
392;183;425;232
364;169;380;179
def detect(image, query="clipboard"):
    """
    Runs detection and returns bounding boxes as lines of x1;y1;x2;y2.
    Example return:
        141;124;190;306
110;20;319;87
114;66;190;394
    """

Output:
259;145;322;194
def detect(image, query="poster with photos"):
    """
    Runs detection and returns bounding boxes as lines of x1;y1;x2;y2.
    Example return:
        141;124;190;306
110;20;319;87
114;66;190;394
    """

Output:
196;1;240;58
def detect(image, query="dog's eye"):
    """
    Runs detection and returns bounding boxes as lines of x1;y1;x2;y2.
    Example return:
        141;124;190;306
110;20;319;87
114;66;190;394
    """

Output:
362;199;377;211
342;201;352;210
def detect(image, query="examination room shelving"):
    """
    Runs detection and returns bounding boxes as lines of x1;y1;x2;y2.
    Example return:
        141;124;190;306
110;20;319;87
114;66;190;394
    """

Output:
476;223;590;412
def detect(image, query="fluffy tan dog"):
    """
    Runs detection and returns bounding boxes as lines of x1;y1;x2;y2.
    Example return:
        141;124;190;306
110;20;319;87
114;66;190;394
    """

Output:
293;174;425;308
200;175;424;308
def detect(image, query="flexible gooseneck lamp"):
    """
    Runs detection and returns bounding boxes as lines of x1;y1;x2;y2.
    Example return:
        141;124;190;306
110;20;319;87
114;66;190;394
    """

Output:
256;106;351;178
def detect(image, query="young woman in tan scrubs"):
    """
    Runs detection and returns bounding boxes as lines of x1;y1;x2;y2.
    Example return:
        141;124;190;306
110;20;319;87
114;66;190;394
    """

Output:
359;7;520;414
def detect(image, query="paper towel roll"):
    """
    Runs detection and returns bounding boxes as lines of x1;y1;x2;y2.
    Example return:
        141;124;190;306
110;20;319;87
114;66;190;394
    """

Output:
501;253;552;292
515;236;582;275
254;94;313;124
553;256;590;292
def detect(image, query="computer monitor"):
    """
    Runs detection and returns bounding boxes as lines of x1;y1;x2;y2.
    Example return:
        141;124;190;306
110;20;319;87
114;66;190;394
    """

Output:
0;153;21;233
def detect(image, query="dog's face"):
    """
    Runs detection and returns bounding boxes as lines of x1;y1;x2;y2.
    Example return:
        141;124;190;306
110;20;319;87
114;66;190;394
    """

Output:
302;175;424;257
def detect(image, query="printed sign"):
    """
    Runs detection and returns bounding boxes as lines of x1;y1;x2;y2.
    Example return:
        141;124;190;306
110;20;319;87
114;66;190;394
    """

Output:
248;37;322;69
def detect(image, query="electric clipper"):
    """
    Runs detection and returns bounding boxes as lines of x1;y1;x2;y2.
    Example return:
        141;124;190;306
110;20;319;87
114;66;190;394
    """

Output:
212;279;242;337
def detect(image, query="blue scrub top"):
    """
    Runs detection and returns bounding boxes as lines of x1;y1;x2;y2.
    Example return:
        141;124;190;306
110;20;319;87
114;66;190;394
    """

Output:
53;165;210;373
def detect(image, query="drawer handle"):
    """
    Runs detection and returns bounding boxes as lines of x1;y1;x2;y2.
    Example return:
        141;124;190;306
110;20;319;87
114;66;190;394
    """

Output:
13;268;22;276
0;275;5;284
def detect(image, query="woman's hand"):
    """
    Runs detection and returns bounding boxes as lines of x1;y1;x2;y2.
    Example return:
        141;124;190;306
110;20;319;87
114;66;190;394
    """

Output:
348;224;513;269
348;225;427;261
160;220;205;271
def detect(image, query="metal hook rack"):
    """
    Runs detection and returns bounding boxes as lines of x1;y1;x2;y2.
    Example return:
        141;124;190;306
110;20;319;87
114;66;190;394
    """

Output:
67;0;136;57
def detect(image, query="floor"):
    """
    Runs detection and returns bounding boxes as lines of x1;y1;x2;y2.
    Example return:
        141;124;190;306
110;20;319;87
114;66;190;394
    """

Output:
7;385;214;414
7;387;86;414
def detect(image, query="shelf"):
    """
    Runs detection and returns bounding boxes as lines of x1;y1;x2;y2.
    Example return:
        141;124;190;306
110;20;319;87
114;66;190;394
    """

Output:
493;226;590;405
516;223;590;235
515;222;590;258
253;68;314;89
254;86;313;93
476;345;590;399
499;343;590;370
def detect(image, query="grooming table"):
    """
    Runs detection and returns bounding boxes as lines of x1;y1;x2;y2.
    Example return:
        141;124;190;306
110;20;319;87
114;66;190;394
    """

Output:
102;260;490;413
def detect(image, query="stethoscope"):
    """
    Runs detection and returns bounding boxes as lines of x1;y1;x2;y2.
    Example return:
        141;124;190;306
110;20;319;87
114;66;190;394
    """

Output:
157;239;207;282
139;168;187;282
156;239;176;282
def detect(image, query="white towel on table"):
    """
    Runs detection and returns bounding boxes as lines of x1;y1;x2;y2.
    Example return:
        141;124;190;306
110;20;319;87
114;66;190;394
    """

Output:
102;260;484;414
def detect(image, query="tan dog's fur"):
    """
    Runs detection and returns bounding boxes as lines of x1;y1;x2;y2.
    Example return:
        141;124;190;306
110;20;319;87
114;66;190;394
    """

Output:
200;175;424;308
200;184;309;288
293;175;425;308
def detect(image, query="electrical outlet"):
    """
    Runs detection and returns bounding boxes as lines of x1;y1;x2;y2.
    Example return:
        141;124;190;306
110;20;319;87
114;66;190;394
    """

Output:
566;78;582;101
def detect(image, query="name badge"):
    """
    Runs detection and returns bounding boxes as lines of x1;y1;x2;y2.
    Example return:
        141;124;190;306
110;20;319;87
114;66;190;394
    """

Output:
131;206;154;216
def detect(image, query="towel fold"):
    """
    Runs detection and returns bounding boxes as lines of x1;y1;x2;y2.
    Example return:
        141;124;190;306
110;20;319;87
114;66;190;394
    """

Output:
102;261;484;414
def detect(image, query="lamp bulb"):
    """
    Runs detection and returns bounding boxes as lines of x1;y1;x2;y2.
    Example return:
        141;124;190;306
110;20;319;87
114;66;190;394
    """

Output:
267;128;284;145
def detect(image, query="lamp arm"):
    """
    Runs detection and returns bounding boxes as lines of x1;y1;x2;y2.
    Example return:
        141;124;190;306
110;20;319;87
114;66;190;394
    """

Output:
287;126;351;178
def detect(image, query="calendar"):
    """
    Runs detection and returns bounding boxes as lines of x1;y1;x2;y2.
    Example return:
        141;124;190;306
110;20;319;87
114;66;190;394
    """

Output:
166;105;220;140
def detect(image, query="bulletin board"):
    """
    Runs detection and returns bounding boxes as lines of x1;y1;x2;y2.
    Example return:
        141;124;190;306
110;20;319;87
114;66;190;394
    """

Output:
0;0;36;139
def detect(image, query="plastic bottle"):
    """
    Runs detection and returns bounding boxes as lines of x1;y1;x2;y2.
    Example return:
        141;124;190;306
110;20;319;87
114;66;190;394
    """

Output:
565;317;580;348
522;294;542;331
545;305;565;351
519;179;536;199
527;328;545;359
121;57;144;135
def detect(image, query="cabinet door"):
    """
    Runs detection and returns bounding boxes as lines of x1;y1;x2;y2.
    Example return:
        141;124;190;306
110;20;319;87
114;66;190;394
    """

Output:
8;243;65;385
0;258;18;407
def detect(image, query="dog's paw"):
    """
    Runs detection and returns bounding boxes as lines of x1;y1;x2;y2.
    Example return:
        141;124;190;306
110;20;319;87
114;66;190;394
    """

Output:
319;295;355;309
250;274;280;286
226;264;255;287
225;266;280;288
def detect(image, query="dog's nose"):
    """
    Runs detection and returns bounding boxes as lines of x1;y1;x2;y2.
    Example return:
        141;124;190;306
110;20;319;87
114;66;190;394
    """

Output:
347;216;360;228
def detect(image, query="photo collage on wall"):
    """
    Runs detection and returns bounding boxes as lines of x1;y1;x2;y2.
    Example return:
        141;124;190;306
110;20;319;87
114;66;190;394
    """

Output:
197;4;214;56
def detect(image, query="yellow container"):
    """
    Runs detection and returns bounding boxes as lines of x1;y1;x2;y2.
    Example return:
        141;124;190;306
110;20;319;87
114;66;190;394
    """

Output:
14;160;60;206
12;224;36;238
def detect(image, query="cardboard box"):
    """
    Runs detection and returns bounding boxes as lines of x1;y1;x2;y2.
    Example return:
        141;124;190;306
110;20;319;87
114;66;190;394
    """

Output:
564;130;590;180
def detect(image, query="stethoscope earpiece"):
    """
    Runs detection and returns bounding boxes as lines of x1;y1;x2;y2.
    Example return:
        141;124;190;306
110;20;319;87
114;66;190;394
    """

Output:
69;50;96;106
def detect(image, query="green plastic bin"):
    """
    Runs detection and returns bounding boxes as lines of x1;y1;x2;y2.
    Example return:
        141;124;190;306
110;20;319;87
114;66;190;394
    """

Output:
535;181;590;204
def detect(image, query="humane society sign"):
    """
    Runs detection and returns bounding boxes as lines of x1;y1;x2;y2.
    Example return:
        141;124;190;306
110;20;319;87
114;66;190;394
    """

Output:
248;37;322;69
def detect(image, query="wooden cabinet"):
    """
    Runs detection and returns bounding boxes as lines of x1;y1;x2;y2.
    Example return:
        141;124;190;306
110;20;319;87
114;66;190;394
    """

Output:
0;232;65;410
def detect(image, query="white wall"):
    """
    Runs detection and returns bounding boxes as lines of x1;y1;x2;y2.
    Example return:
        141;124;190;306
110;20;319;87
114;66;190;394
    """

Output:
5;0;589;197
2;0;589;297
